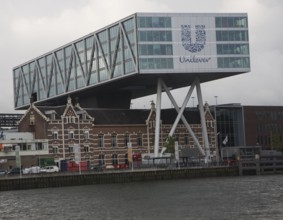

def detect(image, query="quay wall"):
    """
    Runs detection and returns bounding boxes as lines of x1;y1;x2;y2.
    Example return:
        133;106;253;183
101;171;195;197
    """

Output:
0;167;238;191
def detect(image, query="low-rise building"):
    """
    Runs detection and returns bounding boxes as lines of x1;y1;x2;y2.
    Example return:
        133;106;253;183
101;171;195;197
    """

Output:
16;97;216;167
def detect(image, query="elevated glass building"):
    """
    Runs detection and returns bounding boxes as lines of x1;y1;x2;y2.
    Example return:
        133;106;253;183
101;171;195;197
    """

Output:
13;13;250;110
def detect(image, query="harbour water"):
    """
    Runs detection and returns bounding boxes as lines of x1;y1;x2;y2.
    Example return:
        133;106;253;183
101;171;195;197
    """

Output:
0;175;282;220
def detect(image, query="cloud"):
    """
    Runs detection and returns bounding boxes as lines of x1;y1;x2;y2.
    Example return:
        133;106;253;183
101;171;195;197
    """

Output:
1;0;283;112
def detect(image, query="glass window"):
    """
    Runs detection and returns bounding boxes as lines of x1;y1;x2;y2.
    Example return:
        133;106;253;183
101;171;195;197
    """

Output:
138;16;171;28
216;30;249;41
84;145;89;153
52;146;58;154
69;145;74;153
137;133;142;146
99;154;105;165
98;134;104;147
123;18;134;32
111;134;117;147
52;131;58;140
112;154;118;165
140;58;173;69
138;31;172;42
68;131;74;139
84;130;89;139
124;133;130;146
215;17;248;28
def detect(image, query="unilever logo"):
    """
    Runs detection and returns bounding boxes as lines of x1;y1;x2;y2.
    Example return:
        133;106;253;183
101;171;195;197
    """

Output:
179;24;211;64
181;25;206;53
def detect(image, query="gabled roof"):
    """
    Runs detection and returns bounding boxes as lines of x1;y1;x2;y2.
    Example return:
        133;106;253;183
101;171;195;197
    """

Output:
32;104;201;125
84;108;201;125
161;108;200;124
85;108;149;125
17;103;49;124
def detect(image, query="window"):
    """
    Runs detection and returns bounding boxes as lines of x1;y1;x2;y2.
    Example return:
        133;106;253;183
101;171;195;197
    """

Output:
124;133;130;146
68;131;74;139
30;114;35;125
138;31;172;42
111;134;117;147
36;143;43;150
216;30;249;42
137;133;142;146
52;146;58;154
52;131;58;139
51;113;56;120
138;16;171;28
84;145;89;153
139;44;173;56
215;17;248;28
98;134;104;147
184;135;189;145
84;130;89;139
112;154;118;165
139;58;173;69
99;154;105;165
69;145;74;153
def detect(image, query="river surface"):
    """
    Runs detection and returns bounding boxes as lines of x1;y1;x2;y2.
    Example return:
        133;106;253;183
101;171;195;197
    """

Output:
0;175;282;220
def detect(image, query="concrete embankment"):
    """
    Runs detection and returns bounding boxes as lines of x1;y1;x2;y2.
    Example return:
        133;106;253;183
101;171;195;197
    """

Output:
0;167;238;191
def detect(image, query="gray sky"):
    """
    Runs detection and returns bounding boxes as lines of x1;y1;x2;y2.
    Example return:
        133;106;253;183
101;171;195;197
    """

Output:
1;0;283;112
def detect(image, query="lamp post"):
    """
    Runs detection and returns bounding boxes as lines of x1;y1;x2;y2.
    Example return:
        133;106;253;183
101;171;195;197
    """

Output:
192;96;195;107
214;96;218;105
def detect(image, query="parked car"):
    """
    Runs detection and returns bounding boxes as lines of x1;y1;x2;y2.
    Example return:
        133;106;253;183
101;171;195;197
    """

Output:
7;167;22;175
30;166;41;174
22;168;31;174
0;169;6;175
41;166;59;173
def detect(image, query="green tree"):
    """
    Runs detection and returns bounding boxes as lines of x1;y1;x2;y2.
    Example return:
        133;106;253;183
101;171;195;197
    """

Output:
272;133;283;152
165;136;175;154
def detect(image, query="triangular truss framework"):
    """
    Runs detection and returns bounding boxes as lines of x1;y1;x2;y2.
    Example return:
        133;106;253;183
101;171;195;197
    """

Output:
13;18;138;108
154;78;211;163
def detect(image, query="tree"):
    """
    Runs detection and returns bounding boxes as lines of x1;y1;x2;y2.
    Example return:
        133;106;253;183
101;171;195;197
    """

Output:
165;136;175;154
271;133;283;152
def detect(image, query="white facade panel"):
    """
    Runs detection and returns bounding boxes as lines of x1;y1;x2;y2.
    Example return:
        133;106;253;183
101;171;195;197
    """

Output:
171;14;217;72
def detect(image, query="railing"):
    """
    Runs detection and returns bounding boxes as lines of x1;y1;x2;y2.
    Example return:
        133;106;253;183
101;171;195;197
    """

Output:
239;155;283;175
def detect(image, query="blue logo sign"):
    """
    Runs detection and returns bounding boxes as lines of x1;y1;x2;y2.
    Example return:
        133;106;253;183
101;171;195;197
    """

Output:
181;25;206;53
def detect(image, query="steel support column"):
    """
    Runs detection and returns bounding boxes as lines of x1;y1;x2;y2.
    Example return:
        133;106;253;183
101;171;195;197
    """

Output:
154;78;162;157
161;79;205;156
195;78;211;162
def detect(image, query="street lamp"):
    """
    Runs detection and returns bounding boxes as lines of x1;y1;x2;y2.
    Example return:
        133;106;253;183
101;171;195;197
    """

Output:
214;96;218;105
192;96;195;107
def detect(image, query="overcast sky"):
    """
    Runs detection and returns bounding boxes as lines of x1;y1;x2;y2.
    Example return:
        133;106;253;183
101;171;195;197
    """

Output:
1;0;283;112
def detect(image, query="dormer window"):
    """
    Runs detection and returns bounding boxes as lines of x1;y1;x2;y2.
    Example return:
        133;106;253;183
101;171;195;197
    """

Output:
30;113;35;125
51;112;56;120
82;113;87;120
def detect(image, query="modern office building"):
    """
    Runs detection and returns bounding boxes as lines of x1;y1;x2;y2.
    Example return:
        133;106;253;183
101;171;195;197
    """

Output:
13;12;249;110
212;104;283;158
13;12;250;159
243;106;283;150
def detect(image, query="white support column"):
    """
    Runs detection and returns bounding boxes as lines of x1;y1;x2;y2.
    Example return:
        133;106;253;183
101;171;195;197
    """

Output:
169;80;196;137
195;78;211;162
161;79;205;156
154;78;162;157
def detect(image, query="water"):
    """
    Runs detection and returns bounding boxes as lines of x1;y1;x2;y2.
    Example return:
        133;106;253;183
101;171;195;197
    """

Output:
0;175;282;220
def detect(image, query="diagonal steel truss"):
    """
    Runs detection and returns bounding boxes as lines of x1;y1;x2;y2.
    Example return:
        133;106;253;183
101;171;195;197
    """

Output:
13;17;138;108
154;78;211;163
